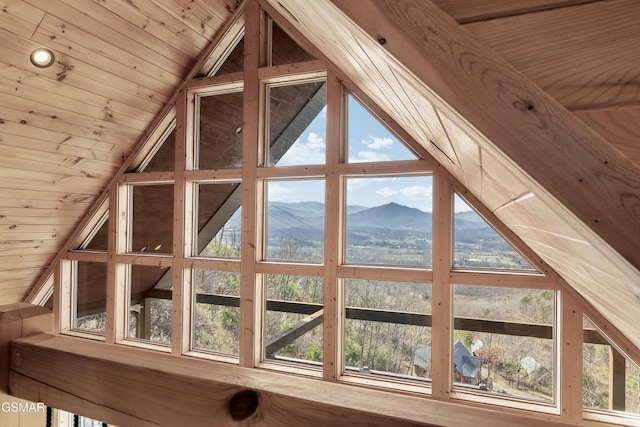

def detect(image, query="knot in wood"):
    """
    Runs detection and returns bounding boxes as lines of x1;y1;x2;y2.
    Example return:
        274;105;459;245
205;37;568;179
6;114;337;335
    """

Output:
228;389;259;421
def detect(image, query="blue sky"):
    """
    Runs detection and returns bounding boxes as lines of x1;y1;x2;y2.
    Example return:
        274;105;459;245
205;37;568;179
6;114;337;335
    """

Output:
271;94;470;212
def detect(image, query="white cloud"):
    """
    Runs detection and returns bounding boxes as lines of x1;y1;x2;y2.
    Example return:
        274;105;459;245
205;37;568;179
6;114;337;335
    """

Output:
376;187;398;197
277;132;326;165
306;132;325;149
268;182;295;201
399;185;432;200
362;136;394;150
376;185;433;201
354;150;390;163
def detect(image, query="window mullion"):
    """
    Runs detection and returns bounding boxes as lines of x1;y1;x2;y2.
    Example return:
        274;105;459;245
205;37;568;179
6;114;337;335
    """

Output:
171;88;188;355
323;71;343;381
431;170;453;399
239;0;266;368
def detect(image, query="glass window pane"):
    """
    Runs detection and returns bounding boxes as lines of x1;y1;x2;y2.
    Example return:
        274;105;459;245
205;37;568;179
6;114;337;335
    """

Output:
140;127;175;172
196;183;242;258
267;81;326;166
454;194;535;271
344;280;432;381
82;215;108;251
583;317;640;414
453;285;555;403
345;175;432;267
270;21;315;66
128;265;172;345
73;261;107;335
212;37;244;76
197;91;243;170
265;179;325;263
192;269;240;356
264;274;323;367
131;184;174;255
347;94;417;163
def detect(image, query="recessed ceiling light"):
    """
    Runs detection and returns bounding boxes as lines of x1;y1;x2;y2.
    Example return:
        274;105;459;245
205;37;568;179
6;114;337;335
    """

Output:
30;48;55;68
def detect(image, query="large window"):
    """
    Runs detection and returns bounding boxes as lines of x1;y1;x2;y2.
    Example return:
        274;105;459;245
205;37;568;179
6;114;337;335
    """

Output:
59;8;640;425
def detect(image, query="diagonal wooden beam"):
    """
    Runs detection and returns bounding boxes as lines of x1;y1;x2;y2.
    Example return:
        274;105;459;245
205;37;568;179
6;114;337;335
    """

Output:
263;0;640;358
10;334;612;427
265;308;323;356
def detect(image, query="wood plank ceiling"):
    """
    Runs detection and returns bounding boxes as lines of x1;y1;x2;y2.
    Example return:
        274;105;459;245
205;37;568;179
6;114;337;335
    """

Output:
0;0;638;336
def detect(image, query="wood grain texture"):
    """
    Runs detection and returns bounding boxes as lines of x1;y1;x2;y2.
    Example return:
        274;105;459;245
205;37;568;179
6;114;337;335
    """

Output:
433;0;603;23
0;0;237;306
463;0;640;111
574;106;640;167
9;334;614;427
281;0;640;353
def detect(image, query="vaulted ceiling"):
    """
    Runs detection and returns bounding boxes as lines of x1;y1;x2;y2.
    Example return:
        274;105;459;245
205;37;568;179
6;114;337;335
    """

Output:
0;0;639;350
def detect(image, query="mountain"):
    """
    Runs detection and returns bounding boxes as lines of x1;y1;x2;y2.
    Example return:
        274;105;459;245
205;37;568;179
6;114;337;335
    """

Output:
454;210;490;230
346;202;431;229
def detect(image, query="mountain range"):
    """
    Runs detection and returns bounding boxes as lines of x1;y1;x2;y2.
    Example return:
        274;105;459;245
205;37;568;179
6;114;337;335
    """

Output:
265;201;491;237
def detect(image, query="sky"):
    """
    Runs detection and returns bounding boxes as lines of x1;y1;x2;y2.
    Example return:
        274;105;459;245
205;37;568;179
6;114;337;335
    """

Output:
271;94;470;212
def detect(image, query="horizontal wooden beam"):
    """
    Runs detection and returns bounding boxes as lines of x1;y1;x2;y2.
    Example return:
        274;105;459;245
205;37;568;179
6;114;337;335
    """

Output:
150;290;612;344
9;334;609;427
0;303;52;395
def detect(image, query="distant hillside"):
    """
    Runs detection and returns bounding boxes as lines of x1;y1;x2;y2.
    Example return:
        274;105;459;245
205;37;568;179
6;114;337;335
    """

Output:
347;202;432;229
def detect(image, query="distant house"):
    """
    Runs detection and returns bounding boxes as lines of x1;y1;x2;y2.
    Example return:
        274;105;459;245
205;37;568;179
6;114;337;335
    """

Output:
414;341;484;387
453;341;483;385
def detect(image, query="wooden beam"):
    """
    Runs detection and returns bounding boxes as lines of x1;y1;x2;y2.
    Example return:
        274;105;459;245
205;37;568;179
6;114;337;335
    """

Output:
0;303;52;394
264;0;640;353
432;0;604;24
9;334;613;427
265;309;323;356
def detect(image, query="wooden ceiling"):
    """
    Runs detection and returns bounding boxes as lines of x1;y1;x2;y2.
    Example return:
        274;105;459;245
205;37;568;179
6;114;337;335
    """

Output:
0;0;638;345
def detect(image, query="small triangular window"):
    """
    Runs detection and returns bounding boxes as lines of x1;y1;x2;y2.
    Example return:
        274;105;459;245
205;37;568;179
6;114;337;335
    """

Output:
454;193;535;271
347;94;418;163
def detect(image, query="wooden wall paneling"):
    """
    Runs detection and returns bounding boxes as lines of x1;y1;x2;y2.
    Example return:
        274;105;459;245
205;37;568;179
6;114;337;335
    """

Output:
0;63;161;128
25;0;245;308
432;0;603;23
175;0;238;34
0;142;116;178
0;59;159;132
165;0;229;39
29;0;192;74
29;16;175;96
10;333;617;427
0;1;44;38
239;0;265;368
0;255;54;271
574;107;640;167
462;0;640;111
0;95;147;147
92;0;211;53
0;49;167;117
0;123;128;164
